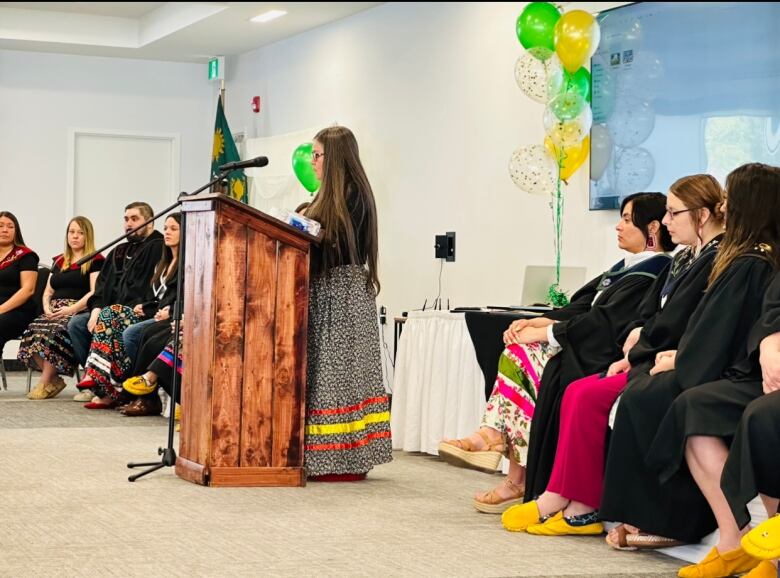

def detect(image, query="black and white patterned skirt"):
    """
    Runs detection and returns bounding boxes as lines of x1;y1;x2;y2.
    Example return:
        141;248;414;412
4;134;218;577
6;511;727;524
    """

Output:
304;265;393;476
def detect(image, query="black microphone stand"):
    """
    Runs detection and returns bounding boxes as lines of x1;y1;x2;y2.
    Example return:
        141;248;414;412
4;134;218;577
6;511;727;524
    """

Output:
125;171;231;482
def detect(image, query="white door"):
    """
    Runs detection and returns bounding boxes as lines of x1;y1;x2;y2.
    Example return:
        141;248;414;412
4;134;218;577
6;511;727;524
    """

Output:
68;130;180;247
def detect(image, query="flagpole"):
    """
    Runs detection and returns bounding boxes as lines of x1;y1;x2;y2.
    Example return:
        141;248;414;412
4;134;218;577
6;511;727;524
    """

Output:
216;80;226;195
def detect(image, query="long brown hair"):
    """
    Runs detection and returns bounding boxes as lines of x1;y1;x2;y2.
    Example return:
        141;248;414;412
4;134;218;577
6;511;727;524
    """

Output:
709;163;780;286
152;213;181;284
0;211;26;246
668;174;725;243
305;126;380;293
61;216;97;275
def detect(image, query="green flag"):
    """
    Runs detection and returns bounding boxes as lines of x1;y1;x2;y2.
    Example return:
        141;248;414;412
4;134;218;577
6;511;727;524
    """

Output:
211;98;248;203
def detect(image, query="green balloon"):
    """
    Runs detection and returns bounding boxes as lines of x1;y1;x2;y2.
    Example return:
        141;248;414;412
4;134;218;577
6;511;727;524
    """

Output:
516;2;561;57
550;92;586;122
564;67;592;104
292;142;320;194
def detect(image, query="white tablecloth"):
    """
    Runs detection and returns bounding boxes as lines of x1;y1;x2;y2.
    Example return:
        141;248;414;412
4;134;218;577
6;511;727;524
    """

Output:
390;311;486;455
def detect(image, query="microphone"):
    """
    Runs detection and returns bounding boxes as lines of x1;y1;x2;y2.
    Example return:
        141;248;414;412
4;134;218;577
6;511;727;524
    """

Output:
218;156;269;172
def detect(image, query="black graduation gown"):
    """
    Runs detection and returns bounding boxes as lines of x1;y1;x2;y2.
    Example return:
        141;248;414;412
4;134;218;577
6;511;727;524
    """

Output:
523;253;671;498
139;268;178;319
599;251;775;543
646;274;780;484
131;319;174;376
650;272;780;528
627;239;722;368
88;230;164;310
524;242;722;499
722;391;780;528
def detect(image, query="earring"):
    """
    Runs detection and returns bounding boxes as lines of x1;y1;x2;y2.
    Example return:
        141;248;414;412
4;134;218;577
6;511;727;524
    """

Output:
647;235;657;249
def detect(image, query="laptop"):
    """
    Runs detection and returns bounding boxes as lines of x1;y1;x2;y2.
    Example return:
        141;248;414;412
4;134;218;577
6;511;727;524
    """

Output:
519;265;588;307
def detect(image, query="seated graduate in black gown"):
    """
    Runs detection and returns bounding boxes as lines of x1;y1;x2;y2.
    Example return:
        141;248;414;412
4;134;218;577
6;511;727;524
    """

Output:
648;237;780;573
438;193;674;514
598;163;780;554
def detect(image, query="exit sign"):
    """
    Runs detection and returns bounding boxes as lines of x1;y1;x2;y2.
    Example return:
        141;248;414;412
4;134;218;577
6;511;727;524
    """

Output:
208;56;225;81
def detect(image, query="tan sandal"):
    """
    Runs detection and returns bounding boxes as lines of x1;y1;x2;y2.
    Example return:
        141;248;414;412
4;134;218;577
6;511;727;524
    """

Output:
26;381;47;400
28;378;67;400
438;430;505;473
473;478;525;514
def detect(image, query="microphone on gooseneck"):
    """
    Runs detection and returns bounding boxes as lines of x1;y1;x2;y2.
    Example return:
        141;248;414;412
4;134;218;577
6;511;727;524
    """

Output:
218;156;269;172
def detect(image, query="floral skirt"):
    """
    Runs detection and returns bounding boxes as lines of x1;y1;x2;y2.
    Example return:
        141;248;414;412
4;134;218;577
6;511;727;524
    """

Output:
84;304;142;398
17;299;79;376
481;341;560;466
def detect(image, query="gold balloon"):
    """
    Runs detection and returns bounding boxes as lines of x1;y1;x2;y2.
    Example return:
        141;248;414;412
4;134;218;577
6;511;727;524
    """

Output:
554;10;600;74
545;135;590;182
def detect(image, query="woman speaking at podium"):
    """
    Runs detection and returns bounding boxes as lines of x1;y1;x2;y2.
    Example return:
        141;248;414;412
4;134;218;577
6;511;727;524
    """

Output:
302;126;392;481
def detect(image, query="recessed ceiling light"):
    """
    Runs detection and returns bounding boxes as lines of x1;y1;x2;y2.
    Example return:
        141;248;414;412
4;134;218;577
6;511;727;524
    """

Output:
251;10;287;23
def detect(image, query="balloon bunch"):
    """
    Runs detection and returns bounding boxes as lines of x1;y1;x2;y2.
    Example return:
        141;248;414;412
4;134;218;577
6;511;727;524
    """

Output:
508;2;600;306
292;143;320;195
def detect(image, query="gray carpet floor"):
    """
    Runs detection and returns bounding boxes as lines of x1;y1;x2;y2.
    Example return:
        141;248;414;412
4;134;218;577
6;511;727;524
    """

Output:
0;372;681;577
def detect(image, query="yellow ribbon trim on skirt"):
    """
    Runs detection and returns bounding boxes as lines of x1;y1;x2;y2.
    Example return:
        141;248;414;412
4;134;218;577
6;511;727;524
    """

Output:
305;411;390;435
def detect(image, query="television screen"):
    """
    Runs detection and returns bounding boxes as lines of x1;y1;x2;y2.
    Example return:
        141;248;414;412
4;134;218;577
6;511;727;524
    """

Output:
589;2;780;210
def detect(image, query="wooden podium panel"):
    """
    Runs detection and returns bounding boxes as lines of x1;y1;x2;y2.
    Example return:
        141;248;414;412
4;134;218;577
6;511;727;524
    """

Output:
175;193;318;487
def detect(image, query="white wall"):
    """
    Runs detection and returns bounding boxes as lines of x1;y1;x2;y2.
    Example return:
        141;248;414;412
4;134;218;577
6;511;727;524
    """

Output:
0;50;216;259
0;3;628;362
226;2;621;325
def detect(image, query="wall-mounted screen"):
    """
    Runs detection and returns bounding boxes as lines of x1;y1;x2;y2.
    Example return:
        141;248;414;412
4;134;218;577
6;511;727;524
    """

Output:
589;2;780;209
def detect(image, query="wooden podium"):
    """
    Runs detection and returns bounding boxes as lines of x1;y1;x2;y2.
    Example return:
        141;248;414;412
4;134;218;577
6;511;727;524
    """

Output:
174;193;319;487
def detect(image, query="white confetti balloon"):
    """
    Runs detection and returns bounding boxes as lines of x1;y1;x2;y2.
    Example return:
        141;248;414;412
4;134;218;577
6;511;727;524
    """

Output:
508;145;558;196
514;52;564;104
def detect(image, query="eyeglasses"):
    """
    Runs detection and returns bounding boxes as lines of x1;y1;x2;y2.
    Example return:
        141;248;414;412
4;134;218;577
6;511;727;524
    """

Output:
312;152;325;161
665;207;696;219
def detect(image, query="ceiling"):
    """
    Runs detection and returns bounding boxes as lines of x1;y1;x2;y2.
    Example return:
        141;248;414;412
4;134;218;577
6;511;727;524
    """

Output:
0;2;383;62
